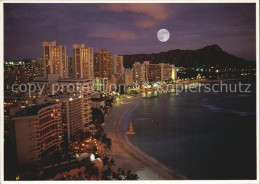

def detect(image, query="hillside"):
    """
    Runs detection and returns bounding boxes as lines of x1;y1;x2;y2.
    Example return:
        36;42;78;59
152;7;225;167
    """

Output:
122;45;254;68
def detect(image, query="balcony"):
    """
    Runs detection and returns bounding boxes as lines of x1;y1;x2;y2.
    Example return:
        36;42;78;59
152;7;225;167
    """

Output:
31;149;39;154
30;137;39;141
29;122;38;128
31;157;40;162
30;132;40;140
31;145;40;150
30;132;40;137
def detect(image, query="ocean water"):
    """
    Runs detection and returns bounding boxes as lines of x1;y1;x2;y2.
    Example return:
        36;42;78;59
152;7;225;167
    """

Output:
128;80;256;179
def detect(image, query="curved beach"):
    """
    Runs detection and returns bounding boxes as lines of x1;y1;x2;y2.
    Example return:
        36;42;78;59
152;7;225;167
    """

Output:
104;95;185;180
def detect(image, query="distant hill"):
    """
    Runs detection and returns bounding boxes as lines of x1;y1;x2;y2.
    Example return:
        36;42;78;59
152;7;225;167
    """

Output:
122;45;254;68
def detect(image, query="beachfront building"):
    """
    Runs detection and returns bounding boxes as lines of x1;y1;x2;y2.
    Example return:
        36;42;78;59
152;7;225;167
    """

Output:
133;61;177;83
12;103;62;166
42;41;66;79
148;64;162;82
125;69;134;87
53;78;94;132
73;44;94;79
58;96;84;142
111;55;124;75
111;55;125;86
133;62;147;84
32;76;94;131
94;49;112;79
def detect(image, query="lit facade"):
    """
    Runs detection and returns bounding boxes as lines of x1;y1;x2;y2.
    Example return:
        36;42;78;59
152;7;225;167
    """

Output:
58;96;84;142
13;103;62;166
66;56;74;78
148;64;162;82
133;62;146;83
42;41;66;78
111;55;124;75
94;78;108;92
56;79;94;131
73;44;94;79
124;69;134;87
94;49;112;79
32;78;94;132
4;61;34;89
133;61;177;83
32;58;43;79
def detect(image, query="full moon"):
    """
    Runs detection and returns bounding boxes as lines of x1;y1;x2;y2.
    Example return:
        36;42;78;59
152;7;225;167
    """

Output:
157;29;170;42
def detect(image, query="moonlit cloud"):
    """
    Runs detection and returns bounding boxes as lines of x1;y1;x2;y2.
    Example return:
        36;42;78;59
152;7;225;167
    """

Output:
88;30;136;41
97;4;172;28
134;18;158;28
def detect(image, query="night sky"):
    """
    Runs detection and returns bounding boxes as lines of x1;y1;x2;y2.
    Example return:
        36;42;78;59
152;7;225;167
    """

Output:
4;3;256;61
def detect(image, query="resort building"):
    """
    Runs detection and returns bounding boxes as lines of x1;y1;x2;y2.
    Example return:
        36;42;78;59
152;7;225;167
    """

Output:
52;78;94;131
94;49;112;79
32;77;94;131
12;103;62;166
124;69;134;87
133;61;177;83
58;96;84;142
148;64;162;82
42;41;66;79
66;55;74;78
73;44;94;79
111;55;124;75
133;61;149;83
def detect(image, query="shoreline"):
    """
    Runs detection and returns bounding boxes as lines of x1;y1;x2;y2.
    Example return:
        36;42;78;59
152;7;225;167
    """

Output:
104;95;186;180
199;77;255;83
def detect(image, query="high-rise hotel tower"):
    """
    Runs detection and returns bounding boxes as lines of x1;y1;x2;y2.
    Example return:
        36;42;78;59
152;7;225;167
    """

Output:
42;41;66;78
73;44;94;79
94;49;112;79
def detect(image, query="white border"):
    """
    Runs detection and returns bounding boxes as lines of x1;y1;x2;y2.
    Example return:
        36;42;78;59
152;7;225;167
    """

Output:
0;0;259;184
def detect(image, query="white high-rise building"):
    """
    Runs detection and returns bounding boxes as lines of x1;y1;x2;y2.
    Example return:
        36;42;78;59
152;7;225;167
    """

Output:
58;96;84;142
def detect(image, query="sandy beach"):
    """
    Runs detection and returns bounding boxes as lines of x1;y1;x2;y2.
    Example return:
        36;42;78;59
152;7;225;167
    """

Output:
104;95;185;180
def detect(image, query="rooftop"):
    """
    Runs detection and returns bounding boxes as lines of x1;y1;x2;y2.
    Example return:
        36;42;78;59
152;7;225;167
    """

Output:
15;103;57;117
59;96;80;100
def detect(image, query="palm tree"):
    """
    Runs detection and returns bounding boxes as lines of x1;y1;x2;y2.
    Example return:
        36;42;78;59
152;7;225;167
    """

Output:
125;170;139;180
103;156;115;168
101;136;112;150
84;159;99;180
103;156;109;167
109;158;115;167
101;166;112;180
